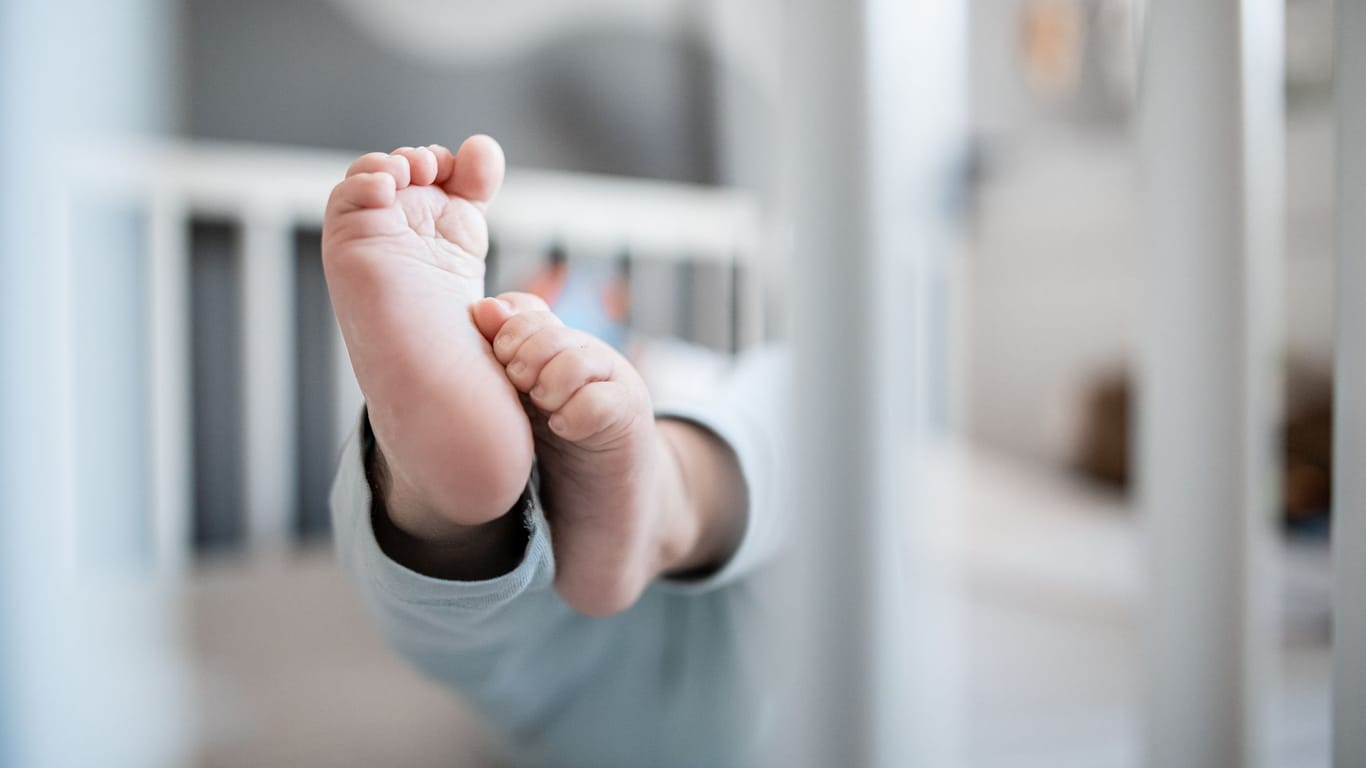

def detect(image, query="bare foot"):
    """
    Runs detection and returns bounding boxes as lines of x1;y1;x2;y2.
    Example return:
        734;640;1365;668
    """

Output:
472;294;693;615
322;137;533;536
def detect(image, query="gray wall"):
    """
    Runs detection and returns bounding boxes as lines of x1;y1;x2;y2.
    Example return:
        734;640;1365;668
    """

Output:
181;0;719;183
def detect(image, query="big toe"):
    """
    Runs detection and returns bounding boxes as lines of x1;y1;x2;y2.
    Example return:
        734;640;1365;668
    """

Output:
471;297;514;340
447;135;505;208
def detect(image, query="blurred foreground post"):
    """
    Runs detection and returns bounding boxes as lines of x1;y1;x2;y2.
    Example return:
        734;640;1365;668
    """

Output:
0;1;186;765
1334;4;1366;765
1137;0;1283;766
242;211;298;554
779;1;965;765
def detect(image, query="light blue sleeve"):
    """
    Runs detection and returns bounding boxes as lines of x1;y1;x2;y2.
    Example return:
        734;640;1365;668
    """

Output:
654;345;789;594
329;423;584;738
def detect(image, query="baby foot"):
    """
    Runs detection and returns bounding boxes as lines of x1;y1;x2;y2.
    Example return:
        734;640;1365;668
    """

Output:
322;137;534;535
472;294;690;615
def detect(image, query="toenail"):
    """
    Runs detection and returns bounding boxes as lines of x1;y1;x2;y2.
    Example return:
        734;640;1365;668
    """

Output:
549;414;566;433
508;361;525;378
531;385;545;400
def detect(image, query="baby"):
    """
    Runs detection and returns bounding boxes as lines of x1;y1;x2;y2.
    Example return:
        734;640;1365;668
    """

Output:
324;136;784;767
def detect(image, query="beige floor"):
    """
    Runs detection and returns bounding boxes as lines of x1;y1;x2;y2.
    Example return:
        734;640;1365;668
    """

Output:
182;548;495;768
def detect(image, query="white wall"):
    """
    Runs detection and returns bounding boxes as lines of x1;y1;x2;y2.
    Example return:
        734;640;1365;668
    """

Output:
967;109;1335;465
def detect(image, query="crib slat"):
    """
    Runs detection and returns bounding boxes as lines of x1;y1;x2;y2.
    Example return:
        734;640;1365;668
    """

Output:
241;211;298;554
1137;1;1282;765
1334;4;1366;764
148;192;193;572
781;1;966;765
783;6;897;762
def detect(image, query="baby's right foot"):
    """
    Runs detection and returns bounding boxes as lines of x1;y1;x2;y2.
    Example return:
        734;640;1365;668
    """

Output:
472;295;703;615
322;137;534;537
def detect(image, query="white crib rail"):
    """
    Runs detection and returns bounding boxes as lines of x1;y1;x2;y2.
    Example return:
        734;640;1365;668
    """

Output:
240;207;298;556
64;140;764;570
147;191;193;572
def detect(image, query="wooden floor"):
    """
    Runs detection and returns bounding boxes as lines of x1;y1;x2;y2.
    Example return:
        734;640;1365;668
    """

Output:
181;449;1332;767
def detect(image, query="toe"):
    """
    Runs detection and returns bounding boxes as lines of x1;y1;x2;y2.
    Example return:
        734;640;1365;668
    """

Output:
473;291;554;343
496;291;552;314
506;326;591;392
491;310;563;365
471;297;515;341
395;146;438;186
548;380;634;444
326;171;398;215
428;144;455;185
529;345;613;412
346;152;411;188
446;134;505;210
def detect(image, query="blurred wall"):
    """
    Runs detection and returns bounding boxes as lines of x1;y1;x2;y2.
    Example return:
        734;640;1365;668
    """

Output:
179;0;721;183
965;0;1336;466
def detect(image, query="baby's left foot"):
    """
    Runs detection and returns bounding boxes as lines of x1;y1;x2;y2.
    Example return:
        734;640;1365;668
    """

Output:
321;138;533;534
472;294;696;615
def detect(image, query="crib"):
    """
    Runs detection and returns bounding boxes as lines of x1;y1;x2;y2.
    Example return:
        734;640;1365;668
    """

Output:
58;139;765;570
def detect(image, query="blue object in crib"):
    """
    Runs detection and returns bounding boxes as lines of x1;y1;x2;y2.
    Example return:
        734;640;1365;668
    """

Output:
551;262;627;352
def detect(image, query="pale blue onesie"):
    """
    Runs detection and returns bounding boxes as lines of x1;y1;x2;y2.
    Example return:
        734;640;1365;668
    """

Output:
330;349;787;768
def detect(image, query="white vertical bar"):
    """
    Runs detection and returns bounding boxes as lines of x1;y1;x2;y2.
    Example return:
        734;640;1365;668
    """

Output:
781;1;964;766
879;2;969;764
1334;3;1366;764
1242;1;1284;762
1241;6;1286;370
1138;1;1282;766
241;209;297;555
781;6;895;761
148;191;192;574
